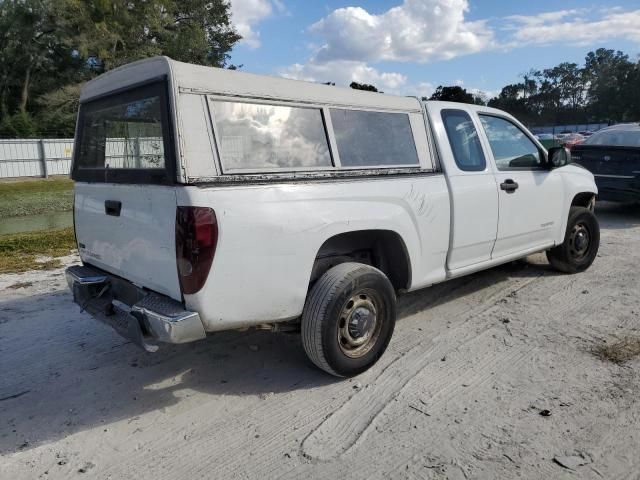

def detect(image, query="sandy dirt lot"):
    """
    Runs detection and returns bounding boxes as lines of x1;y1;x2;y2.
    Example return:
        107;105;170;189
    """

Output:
1;203;639;480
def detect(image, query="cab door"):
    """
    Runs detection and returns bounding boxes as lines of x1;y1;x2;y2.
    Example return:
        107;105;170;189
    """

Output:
426;104;499;271
475;113;564;259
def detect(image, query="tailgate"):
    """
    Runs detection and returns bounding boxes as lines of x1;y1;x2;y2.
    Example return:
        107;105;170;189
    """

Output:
74;183;181;300
71;79;182;301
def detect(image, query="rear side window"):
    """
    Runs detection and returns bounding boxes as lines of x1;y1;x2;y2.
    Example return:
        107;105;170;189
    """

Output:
73;81;175;184
210;101;332;172
441;109;486;172
330;109;419;167
585;129;640;147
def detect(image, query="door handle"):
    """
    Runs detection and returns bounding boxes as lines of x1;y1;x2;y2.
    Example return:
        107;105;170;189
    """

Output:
105;200;122;216
500;179;519;193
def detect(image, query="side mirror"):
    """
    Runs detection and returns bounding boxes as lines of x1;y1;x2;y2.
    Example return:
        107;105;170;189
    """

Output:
547;146;570;169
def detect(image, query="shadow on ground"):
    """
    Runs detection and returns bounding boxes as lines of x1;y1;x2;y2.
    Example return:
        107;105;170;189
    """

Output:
595;201;640;230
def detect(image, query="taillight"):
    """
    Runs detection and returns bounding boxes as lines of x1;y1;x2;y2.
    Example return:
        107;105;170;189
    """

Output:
175;207;218;295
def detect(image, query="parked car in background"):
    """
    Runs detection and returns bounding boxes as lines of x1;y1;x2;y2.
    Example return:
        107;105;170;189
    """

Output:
562;133;586;149
571;123;640;202
65;57;600;377
578;130;594;137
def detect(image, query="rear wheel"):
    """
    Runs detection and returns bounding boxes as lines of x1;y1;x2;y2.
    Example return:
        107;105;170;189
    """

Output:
546;206;600;273
301;263;396;377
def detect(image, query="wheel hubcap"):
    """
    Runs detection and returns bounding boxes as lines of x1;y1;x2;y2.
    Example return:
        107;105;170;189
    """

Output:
569;222;590;260
338;291;382;358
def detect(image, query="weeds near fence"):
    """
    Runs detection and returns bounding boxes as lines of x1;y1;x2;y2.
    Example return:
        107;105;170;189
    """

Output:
0;177;73;218
0;227;76;273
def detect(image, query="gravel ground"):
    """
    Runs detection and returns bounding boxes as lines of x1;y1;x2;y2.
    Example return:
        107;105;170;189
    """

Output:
1;202;639;480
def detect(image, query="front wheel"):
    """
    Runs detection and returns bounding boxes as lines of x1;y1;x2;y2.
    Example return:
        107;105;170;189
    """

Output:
546;206;600;273
301;263;396;377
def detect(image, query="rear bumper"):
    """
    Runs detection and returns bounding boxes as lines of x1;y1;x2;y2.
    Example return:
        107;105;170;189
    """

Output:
65;265;206;351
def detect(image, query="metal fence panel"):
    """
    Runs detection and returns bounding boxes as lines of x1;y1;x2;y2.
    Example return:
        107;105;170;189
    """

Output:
0;138;74;179
43;139;74;176
0;137;166;178
0;140;44;178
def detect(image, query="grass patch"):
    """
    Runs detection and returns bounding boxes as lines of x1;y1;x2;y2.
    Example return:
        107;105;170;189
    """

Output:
0;227;76;274
0;177;73;218
594;336;640;364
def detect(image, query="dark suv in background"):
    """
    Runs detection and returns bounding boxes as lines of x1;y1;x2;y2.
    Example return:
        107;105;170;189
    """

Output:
571;124;640;203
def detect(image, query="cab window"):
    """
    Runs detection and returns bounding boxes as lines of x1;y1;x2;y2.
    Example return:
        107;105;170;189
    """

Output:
479;115;543;170
441;109;486;172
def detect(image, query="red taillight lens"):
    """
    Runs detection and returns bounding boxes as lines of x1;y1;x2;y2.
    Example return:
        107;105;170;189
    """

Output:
176;207;218;295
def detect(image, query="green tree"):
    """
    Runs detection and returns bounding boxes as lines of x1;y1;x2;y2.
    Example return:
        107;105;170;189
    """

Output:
82;0;241;70
350;81;379;92
584;48;635;122
0;0;241;137
35;83;82;137
0;0;74;116
625;60;640;122
487;49;640;127
0;111;38;137
488;83;532;123
429;85;485;105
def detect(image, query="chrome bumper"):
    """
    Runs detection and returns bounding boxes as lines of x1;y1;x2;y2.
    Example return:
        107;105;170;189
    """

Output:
65;265;206;352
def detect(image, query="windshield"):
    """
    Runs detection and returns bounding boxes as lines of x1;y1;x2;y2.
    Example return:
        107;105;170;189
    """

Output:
585;128;640;147
72;81;175;184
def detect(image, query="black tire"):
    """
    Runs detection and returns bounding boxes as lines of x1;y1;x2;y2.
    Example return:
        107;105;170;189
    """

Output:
546;206;600;273
301;262;396;377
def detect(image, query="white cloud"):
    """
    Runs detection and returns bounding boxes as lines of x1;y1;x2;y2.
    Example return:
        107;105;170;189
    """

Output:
505;9;582;27
279;0;492;94
278;4;640;98
504;8;640;46
281;60;408;92
468;87;499;101
309;0;494;64
229;0;285;48
415;82;436;98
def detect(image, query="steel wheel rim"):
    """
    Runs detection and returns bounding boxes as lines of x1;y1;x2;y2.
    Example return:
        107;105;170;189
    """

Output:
337;289;382;359
568;222;591;260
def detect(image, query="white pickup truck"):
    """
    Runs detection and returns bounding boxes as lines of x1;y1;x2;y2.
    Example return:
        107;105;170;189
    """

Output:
66;57;600;377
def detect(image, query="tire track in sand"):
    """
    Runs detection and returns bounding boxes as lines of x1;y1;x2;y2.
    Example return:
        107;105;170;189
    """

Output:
300;324;534;462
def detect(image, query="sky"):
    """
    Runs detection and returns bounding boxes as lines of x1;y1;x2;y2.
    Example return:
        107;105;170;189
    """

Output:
227;0;640;99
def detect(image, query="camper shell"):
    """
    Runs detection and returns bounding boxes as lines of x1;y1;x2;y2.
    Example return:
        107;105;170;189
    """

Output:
76;56;436;185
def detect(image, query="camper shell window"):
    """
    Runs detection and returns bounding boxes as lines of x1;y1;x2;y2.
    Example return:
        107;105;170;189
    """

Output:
330;109;419;168
72;80;176;184
210;100;333;173
207;96;423;174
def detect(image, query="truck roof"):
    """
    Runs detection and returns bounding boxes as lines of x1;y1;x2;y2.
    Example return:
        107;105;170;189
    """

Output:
80;56;422;112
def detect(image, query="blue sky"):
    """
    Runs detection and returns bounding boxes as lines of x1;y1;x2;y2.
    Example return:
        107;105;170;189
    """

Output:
228;0;640;98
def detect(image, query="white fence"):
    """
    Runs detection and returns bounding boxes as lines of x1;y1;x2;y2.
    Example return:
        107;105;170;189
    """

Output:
0;139;74;179
102;137;164;169
0;137;165;179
